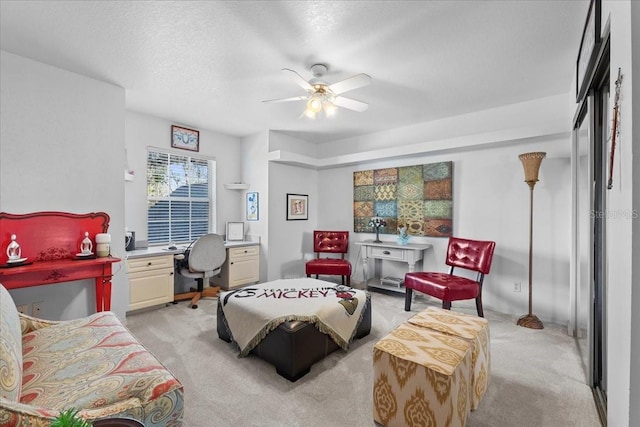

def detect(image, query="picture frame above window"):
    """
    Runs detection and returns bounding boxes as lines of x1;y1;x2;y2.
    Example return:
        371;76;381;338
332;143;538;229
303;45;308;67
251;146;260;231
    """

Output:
575;0;601;103
286;193;308;221
226;222;244;241
171;125;200;152
246;192;259;221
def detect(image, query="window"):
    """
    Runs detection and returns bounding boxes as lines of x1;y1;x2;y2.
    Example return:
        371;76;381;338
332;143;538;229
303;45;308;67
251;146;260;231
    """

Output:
147;148;216;245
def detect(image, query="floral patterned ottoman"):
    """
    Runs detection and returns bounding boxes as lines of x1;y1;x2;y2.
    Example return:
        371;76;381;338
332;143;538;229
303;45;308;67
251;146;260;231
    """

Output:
407;307;490;410
373;322;471;427
0;284;183;427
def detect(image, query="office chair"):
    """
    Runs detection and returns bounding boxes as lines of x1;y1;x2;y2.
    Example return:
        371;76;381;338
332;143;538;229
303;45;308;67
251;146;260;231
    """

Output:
174;233;226;309
404;236;496;317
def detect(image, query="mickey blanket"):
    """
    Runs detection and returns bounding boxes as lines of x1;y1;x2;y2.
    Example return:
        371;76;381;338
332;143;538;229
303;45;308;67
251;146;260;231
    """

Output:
218;278;370;357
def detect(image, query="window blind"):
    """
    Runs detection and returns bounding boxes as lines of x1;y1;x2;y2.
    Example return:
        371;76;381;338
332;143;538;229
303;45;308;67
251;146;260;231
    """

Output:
147;148;216;244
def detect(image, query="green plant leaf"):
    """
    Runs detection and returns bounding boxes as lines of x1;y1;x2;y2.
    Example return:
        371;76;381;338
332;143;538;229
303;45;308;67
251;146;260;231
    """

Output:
49;408;92;427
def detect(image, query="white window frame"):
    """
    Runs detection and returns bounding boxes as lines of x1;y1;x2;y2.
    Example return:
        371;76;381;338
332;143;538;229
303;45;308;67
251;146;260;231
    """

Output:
146;147;216;245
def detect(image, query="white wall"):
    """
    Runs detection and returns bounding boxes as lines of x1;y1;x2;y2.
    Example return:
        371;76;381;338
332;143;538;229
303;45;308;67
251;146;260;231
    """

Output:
601;1;639;425
0;51;127;320
267;133;319;281
241;131;269;282
318;94;572;160
317;136;571;323
269;130;319;157
124;110;244;243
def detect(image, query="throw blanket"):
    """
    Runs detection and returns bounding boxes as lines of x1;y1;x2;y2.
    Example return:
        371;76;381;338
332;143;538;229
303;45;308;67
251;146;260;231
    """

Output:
219;278;370;357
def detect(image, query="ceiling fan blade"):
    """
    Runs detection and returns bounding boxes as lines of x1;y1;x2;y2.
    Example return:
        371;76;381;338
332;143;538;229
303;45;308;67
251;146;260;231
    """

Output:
262;95;308;103
333;96;369;112
282;68;314;92
328;73;372;95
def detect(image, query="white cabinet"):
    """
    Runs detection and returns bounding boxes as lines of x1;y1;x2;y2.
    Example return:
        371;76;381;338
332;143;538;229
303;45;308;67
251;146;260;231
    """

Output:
127;254;175;311
211;244;259;290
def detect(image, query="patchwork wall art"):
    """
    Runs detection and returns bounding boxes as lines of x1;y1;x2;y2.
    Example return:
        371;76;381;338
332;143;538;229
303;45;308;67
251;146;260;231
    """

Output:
353;161;453;237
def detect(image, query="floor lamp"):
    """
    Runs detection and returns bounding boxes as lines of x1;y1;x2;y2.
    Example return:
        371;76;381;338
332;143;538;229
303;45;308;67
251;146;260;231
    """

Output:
517;151;546;330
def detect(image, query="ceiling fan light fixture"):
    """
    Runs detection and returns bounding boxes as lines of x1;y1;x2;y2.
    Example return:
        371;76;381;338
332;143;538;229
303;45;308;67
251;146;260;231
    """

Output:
307;94;323;113
265;63;371;118
323;101;337;117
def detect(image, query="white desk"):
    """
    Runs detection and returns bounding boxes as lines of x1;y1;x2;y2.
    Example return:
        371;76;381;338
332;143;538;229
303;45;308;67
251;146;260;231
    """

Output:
126;240;259;260
355;240;432;293
126;241;260;310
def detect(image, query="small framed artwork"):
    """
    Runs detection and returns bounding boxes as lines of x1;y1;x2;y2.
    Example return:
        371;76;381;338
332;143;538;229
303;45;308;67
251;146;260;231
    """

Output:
286;193;308;221
171;125;199;152
246;192;259;221
575;0;601;102
226;222;244;241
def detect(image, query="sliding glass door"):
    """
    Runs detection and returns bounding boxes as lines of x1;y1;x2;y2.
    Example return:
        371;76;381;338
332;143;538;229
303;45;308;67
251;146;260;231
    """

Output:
571;33;609;424
592;68;609;419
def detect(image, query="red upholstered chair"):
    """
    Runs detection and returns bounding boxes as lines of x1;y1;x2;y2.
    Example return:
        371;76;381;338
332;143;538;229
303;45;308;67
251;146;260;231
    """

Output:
305;231;352;285
404;237;496;317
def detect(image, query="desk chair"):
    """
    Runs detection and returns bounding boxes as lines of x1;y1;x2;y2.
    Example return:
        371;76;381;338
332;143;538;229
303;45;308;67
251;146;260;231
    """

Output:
305;230;352;285
173;233;226;309
404;236;496;317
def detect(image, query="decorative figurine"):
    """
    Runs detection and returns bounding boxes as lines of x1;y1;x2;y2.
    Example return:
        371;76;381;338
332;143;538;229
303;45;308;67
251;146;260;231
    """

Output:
81;232;93;254
6;234;21;261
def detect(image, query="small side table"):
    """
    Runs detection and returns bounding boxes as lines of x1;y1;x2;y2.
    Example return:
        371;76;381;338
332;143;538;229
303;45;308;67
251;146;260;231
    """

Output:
355;240;432;293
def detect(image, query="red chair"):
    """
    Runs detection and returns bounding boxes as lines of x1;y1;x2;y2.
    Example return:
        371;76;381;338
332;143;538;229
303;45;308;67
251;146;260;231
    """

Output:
305;231;352;285
404;237;496;317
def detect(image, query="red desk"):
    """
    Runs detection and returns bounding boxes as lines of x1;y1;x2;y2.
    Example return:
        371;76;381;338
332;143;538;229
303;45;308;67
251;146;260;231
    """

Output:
0;256;120;312
0;211;121;312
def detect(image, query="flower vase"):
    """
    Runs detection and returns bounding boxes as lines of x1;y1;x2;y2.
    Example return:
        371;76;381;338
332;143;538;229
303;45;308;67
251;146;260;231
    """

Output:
373;227;382;243
397;235;409;245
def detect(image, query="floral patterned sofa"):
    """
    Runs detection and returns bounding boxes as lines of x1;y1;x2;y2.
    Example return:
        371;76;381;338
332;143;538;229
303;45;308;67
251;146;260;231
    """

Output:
0;284;183;426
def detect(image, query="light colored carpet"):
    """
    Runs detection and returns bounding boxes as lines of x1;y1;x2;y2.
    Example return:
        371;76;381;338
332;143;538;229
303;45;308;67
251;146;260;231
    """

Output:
125;287;602;427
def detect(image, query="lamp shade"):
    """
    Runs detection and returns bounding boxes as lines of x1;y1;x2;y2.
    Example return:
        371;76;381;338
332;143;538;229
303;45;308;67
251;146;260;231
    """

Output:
307;94;323;113
519;152;546;184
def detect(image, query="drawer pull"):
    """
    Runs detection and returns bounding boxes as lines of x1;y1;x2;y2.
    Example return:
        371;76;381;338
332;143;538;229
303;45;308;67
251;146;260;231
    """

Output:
383;250;391;255
147;262;152;266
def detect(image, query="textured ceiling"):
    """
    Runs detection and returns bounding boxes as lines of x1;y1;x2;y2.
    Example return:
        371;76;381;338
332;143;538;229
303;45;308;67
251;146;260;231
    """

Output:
0;0;589;143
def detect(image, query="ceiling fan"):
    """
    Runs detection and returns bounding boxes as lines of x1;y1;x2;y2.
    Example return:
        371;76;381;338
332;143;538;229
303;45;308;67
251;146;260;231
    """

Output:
263;64;371;119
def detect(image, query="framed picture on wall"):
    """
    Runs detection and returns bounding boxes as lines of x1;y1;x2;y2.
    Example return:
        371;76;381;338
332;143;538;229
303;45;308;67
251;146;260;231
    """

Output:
171;125;199;152
575;0;601;102
286;193;308;220
246;192;259;221
226;222;244;241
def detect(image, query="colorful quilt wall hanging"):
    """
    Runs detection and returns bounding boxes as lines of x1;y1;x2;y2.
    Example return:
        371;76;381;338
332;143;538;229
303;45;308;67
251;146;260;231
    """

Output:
353;161;453;237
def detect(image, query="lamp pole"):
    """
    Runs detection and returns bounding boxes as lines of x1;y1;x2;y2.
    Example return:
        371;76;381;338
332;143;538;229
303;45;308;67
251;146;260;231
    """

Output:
517;152;545;330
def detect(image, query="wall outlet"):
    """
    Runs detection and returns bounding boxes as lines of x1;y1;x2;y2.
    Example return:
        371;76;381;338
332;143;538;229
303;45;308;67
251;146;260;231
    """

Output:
16;304;29;315
513;282;521;292
32;301;43;315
